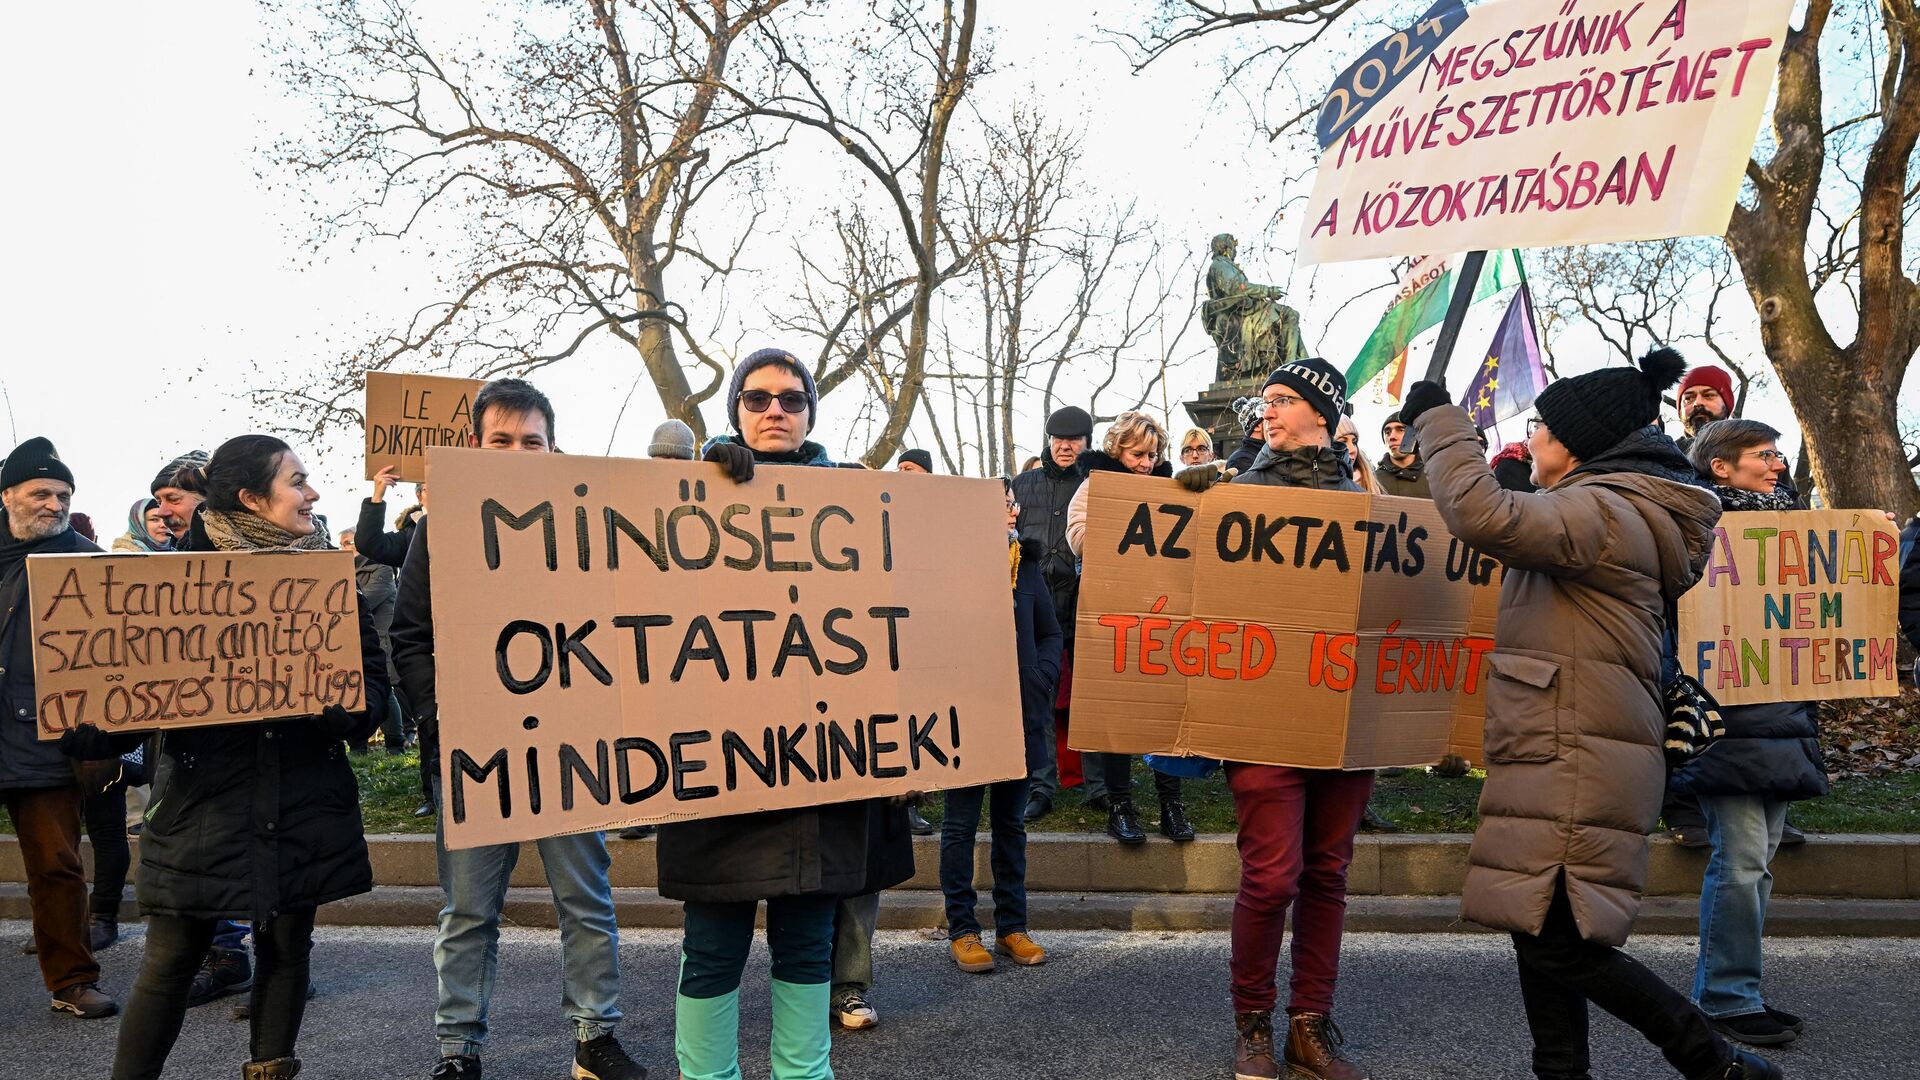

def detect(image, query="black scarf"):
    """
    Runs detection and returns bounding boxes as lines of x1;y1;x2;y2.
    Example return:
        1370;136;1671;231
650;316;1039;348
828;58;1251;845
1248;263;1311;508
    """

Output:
0;517;69;583
1714;484;1797;512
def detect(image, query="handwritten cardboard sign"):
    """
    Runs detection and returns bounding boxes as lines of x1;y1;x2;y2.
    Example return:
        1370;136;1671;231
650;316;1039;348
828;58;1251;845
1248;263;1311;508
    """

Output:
1678;509;1901;706
1069;473;1500;769
29;551;365;739
365;372;485;482
426;446;1024;849
1299;0;1796;264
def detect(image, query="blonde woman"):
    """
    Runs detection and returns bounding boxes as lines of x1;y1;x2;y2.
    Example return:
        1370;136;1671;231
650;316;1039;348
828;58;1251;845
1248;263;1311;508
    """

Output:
1335;416;1384;495
1063;412;1193;845
1178;426;1217;468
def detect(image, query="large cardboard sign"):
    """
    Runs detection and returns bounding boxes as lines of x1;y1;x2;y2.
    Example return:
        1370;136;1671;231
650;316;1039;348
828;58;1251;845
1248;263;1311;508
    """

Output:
364;372;485;482
28;551;365;739
1299;0;1796;264
1069;474;1500;769
427;447;1024;849
1678;510;1901;706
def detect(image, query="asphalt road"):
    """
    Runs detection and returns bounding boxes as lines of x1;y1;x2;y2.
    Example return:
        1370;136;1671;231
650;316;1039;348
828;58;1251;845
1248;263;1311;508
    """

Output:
1;920;1912;1079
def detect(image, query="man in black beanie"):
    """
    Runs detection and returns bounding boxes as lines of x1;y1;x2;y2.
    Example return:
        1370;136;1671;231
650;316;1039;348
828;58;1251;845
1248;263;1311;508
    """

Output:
1010;405;1093;821
896;449;934;474
1399;357;1782;1080
0;437;117;1019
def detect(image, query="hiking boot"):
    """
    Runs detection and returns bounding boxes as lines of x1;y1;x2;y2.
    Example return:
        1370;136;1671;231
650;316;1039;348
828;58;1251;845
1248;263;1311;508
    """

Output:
831;989;877;1030
187;946;253;1008
242;1058;301;1079
1022;793;1051;823
1712;1011;1797;1047
995;931;1047;966
1692;1049;1785;1080
572;1033;646;1079
1106;798;1146;845
89;914;120;952
413;802;435;818
1285;1012;1370;1079
1359;804;1399;833
429;1056;481;1079
50;982;118;1019
907;802;935;836
1234;1010;1278;1080
1763;1004;1805;1035
1159;800;1196;842
949;933;994;973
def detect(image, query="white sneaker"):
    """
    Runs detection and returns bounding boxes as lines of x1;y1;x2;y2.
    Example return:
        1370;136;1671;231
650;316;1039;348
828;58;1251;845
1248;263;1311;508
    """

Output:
833;991;878;1030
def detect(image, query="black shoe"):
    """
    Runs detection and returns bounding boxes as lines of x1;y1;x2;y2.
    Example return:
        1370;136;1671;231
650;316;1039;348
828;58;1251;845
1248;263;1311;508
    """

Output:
572;1033;646;1079
617;825;656;840
1022;794;1051;823
1697;1049;1784;1079
1085;792;1112;813
1663;827;1711;849
89;915;119;953
907;803;935;836
1762;1004;1805;1034
430;1056;481;1080
1711;1010;1797;1047
1106;799;1146;846
1159;801;1195;842
413;802;436;818
1778;822;1807;846
1360;804;1400;833
186;946;253;1008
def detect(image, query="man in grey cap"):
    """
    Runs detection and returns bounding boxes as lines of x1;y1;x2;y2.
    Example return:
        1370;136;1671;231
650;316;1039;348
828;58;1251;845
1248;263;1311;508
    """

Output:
0;437;118;1019
1010;406;1093;821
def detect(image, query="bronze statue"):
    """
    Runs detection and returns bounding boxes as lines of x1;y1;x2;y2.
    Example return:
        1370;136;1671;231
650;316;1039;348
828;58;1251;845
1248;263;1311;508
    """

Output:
1202;233;1311;384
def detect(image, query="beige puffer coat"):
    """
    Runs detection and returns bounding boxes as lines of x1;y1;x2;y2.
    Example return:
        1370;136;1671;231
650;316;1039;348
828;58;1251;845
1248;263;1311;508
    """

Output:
1415;406;1720;946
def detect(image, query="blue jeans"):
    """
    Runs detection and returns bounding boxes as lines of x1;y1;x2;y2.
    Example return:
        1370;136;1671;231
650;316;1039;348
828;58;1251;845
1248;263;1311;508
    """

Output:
1693;793;1787;1018
431;781;622;1056
830;893;881;997
940;779;1030;940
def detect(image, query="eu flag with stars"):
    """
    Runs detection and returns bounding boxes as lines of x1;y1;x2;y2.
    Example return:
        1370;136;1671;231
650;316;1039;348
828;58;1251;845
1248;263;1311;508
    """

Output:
1463;285;1547;431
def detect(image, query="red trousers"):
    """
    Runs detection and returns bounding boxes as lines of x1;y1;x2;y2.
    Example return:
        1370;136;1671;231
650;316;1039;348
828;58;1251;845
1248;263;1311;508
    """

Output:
3;783;97;993
1227;764;1374;1015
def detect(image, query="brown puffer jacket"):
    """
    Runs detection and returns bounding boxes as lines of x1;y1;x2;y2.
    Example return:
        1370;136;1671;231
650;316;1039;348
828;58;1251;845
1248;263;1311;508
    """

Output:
1415;406;1719;946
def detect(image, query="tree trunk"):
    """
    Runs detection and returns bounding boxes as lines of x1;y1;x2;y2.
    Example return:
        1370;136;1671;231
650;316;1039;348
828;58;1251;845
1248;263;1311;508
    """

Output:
633;261;705;442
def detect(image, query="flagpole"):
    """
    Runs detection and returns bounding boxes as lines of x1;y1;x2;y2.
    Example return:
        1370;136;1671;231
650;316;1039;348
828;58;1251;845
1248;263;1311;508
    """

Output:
1402;249;1487;458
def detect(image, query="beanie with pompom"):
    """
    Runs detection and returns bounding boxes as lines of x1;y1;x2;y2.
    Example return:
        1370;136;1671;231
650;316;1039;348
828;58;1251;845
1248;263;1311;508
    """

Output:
1533;346;1686;461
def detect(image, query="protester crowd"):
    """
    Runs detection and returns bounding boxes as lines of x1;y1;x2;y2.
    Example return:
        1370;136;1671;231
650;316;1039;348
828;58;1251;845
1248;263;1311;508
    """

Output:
2;342;1917;1080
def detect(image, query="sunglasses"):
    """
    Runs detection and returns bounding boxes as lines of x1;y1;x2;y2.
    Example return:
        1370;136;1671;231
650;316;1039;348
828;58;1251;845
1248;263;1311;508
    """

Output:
740;389;810;415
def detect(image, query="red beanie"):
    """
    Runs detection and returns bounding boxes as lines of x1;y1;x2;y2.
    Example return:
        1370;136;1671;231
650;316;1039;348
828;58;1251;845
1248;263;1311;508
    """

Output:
1677;365;1735;407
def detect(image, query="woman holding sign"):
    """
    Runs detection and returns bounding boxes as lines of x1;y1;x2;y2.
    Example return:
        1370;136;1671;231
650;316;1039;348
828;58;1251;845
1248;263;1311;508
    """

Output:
1400;351;1783;1080
89;434;389;1080
1671;420;1829;1048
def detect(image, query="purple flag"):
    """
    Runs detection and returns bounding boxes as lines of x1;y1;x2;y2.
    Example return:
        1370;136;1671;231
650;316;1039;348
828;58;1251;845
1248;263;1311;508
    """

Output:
1463;285;1547;430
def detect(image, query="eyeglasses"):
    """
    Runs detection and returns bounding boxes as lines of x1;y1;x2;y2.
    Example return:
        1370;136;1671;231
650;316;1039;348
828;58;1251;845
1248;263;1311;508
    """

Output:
1262;393;1303;410
1179;445;1211;458
740;389;810;414
1526;418;1546;436
1742;449;1788;465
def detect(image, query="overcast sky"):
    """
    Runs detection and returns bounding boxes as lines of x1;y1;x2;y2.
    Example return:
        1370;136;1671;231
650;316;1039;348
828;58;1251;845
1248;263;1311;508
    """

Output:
0;0;1825;539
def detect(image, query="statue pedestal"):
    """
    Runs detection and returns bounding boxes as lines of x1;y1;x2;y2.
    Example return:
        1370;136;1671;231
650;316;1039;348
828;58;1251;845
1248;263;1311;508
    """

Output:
1184;377;1265;450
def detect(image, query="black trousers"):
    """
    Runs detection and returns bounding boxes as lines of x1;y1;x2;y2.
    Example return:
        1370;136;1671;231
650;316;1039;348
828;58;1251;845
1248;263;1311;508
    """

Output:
1511;883;1728;1079
112;907;318;1078
82;781;130;918
1099;754;1182;808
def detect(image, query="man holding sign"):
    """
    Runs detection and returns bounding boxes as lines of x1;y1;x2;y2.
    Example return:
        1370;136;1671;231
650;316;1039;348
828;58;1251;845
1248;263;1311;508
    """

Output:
0;437;116;1021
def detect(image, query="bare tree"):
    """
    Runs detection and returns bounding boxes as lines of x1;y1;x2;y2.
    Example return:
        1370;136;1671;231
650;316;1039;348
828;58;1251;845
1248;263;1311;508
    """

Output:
741;0;981;466
256;0;790;442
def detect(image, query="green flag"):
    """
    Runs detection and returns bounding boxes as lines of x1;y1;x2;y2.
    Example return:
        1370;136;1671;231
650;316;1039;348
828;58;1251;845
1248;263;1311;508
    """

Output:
1346;250;1516;393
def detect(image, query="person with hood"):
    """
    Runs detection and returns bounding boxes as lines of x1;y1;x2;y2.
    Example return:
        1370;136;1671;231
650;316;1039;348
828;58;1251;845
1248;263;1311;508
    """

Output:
1177;360;1376;1080
1010;405;1093;822
942;478;1062;973
391;379;646;1080
0;437;117;1021
1672;419;1829;1049
112;498;174;552
1398;349;1782;1080
1064;411;1193;844
72;434;391;1080
670;347;913;1077
1374;411;1430;498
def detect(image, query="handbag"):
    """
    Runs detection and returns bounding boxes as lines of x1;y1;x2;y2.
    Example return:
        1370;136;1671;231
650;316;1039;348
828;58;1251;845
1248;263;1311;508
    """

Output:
1663;672;1726;767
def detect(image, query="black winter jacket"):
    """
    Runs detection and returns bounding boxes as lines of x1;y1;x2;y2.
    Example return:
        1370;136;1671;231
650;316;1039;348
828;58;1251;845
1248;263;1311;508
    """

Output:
1235;443;1363;492
1667;698;1828;803
136;514;386;920
655;441;911;903
1899;516;1920;653
1224;436;1262;477
1011;454;1088;644
354;498;417;570
1014;538;1064;774
0;527;99;791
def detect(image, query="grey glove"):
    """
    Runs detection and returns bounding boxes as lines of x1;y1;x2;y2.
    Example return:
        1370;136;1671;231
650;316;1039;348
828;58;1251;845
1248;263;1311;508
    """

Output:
1177;464;1227;494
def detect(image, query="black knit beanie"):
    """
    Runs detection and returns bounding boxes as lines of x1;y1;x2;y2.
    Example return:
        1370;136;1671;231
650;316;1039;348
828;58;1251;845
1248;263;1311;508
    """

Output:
1;437;74;492
1263;357;1349;439
727;348;818;433
1534;347;1687;461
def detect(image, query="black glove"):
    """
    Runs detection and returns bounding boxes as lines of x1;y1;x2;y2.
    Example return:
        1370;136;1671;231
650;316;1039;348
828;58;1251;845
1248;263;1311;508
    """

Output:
703;441;755;484
58;723;119;761
316;704;361;737
1177;464;1226;494
1399;381;1452;428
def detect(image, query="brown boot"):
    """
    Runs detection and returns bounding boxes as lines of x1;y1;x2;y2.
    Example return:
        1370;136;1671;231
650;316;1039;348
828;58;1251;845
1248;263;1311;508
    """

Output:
241;1058;300;1080
1234;1010;1279;1080
1284;1012;1370;1080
